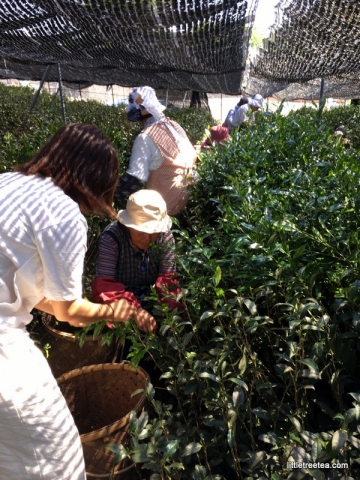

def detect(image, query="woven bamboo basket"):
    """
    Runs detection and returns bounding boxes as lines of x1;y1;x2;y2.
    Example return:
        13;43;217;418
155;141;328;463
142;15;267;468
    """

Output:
41;314;119;379
57;362;149;479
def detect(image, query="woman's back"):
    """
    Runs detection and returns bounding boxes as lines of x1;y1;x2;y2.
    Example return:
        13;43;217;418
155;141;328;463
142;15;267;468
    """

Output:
0;172;86;329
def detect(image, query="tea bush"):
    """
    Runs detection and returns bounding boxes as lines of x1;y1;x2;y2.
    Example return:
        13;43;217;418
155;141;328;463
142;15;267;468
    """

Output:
119;107;360;479
322;105;360;150
166;106;216;145
0;83;147;171
284;103;360;150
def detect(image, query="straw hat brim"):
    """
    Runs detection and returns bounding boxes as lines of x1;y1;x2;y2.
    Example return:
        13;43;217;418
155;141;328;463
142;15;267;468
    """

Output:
118;210;172;233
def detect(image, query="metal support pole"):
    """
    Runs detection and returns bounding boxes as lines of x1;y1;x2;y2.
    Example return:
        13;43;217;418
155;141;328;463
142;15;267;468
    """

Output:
57;63;67;123
182;90;187;108
221;92;223;122
29;64;52;114
319;77;325;110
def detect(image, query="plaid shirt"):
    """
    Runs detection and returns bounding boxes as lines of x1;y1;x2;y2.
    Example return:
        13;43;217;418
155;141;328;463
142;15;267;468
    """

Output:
95;222;176;288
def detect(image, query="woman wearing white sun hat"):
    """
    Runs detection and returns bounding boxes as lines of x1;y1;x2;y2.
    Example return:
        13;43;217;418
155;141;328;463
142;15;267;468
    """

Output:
92;189;183;317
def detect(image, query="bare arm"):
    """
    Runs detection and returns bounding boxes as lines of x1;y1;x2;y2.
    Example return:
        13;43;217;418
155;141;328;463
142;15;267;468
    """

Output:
35;297;136;328
35;297;157;332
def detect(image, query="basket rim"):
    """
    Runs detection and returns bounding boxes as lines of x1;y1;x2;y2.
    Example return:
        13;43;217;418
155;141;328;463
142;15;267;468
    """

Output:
57;362;150;443
42;314;97;342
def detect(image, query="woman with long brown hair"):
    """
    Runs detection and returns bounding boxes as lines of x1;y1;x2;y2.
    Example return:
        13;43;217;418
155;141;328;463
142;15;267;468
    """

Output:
0;123;156;479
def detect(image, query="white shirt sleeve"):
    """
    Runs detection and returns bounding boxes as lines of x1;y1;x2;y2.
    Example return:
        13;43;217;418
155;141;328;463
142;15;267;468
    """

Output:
231;104;248;127
34;217;88;301
127;133;163;182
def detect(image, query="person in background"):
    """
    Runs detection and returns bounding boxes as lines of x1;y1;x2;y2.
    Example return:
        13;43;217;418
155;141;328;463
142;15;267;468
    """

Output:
92;189;183;316
200;125;230;152
222;96;249;128
0;123;156;480
115;86;198;215
333;125;351;149
227;94;264;132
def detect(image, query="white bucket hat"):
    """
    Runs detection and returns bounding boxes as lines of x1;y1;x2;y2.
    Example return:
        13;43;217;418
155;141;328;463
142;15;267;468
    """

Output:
118;190;172;233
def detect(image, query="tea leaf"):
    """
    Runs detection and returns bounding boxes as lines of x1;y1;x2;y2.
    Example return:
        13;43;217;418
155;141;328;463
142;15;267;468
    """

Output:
212;266;222;287
331;430;348;453
163;440;180;460
181;442;202;457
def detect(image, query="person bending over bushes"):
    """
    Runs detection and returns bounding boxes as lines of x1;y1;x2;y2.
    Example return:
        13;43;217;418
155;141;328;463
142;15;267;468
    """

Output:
115;86;198;215
222;95;249;128
200;125;230;152
92;189;183;318
226;93;264;132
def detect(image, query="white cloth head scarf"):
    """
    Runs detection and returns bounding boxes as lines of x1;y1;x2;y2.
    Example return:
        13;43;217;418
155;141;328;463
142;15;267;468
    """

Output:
127;86;166;120
249;94;264;109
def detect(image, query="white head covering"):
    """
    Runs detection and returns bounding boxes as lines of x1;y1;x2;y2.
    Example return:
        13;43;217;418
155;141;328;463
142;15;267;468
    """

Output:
126;86;166;120
249;94;264;109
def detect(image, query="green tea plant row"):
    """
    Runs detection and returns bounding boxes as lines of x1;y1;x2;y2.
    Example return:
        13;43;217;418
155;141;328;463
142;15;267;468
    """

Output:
0;83;213;170
120;106;360;479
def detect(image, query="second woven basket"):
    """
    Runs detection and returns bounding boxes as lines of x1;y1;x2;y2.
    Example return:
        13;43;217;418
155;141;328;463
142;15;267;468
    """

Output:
57;362;149;479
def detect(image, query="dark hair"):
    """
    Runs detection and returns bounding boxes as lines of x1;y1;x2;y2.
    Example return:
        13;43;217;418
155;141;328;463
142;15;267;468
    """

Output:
16;123;119;217
141;113;153;121
237;97;249;107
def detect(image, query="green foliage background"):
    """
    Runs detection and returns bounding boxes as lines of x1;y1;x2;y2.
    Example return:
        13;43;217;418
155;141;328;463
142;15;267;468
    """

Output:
0;83;214;172
1;85;360;479
322;105;360;150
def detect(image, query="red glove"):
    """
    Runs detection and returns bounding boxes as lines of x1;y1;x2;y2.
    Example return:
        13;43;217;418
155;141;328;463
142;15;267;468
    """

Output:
155;274;184;313
91;277;141;309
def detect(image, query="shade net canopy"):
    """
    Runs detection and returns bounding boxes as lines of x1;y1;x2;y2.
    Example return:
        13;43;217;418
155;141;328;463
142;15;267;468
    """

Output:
0;0;257;95
245;0;360;100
